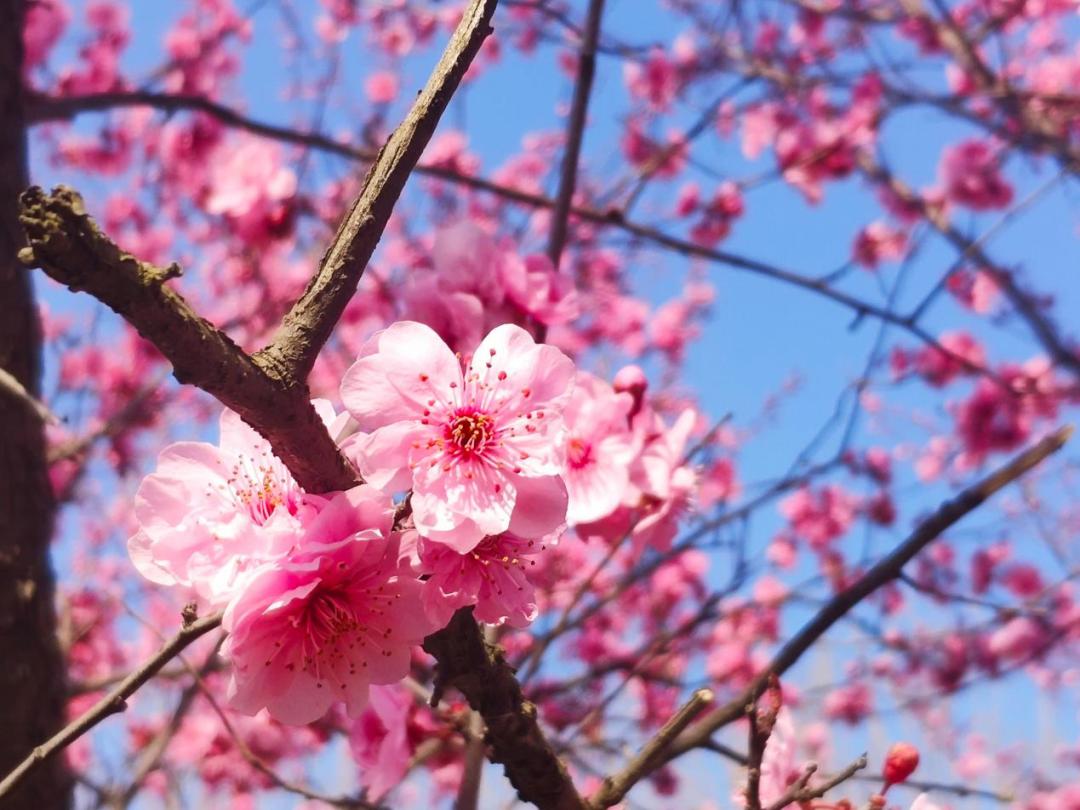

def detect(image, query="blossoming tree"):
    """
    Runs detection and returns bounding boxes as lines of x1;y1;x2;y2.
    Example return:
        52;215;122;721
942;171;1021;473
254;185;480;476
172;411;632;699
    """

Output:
1;0;1080;808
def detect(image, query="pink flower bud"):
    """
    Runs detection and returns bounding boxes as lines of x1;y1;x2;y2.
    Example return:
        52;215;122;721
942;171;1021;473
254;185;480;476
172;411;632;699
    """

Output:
882;742;920;788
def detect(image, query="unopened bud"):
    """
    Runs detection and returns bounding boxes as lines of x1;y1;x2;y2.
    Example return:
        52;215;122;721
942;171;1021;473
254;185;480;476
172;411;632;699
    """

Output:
882;742;919;789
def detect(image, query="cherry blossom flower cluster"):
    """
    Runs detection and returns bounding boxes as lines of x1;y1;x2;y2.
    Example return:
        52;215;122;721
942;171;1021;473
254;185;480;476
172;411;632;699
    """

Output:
127;317;700;737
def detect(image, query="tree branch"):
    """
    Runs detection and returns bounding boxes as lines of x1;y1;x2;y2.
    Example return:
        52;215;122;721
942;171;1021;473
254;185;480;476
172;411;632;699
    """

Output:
546;0;605;270
0;611;223;802
766;755;868;810
423;608;587;810
28;93;980;363
0;364;57;424
257;0;499;382
856;151;1080;380
111;640;224;807
587;688;714;809
17;185;357;493
17;8;585;806
591;425;1072;802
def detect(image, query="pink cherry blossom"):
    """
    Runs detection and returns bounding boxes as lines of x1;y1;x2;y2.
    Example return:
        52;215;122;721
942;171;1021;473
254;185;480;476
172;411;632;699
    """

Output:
853;221;908;269
349;684;412;800
128;404;337;606
341;321;574;552
419;531;549;628
910;795;945;810
222;487;434;724
23;0;70;71
823;680;872;723
561;372;638;525
365;70;400;103
624;47;679;111
947;269;1000;313
939;139;1013;211
500;253;580;327
987;615;1046;663
780;485;857;550
203;136;298;242
626;409;698;552
402;222;577;353
698;457;740;508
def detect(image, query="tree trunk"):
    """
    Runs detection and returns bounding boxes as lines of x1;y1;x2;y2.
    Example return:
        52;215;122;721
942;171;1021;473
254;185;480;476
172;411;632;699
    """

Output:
0;1;70;806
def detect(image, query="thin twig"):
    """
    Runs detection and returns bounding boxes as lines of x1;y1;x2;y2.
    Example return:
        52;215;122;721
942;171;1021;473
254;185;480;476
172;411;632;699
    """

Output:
857;151;1080;381
182;657;376;808
701;738;1013;802
745;676;782;810
592;426;1073;803
766;755;868;810
0;611;223;801
587;688;714;808
110;639;225;808
28;94;996;366
0;365;58;424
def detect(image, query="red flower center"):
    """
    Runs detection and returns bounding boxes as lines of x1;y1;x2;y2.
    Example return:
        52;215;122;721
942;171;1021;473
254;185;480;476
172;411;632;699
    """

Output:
567;437;592;469
447;410;495;455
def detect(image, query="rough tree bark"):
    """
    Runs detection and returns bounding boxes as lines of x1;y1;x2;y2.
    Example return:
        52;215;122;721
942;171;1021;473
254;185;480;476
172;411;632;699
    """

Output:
0;1;70;807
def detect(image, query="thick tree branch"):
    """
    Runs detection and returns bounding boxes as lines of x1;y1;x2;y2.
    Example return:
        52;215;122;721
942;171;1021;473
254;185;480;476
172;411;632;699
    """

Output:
257;0;499;382
423;608;587;810
17;185;357;493
0;611;224;802
591;425;1072;803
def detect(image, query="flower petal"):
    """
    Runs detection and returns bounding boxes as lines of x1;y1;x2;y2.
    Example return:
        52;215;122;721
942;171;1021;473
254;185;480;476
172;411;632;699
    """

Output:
341;321;462;431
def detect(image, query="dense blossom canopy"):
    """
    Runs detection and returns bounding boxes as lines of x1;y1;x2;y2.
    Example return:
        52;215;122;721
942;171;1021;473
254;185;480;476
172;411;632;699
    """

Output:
3;0;1080;808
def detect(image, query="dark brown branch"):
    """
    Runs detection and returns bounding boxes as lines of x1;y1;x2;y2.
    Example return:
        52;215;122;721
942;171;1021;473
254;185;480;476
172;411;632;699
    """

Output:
744;677;782;810
0;611;223;802
424;609;587;810
0;1;68;804
546;0;605;270
17;186;357;494
257;0;499;382
592;425;1072;802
